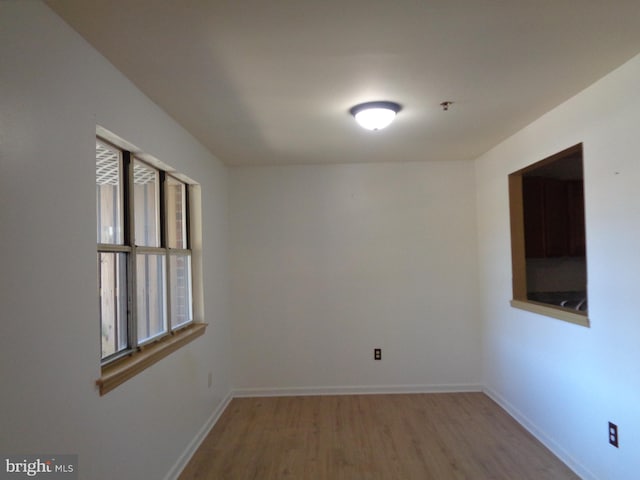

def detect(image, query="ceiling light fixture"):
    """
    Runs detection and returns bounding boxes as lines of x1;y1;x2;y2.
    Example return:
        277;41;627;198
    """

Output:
349;101;402;131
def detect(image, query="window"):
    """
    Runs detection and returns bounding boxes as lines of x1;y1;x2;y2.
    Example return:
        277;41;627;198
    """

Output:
508;144;589;327
96;136;205;394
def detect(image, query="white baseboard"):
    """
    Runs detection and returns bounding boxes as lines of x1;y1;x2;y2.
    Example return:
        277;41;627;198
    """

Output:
163;391;233;480
233;383;482;398
483;386;596;480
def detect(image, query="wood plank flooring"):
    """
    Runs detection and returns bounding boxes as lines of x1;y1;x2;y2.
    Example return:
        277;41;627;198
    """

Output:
179;393;578;480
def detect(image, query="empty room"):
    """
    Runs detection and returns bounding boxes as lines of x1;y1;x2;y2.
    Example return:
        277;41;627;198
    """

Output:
1;1;640;479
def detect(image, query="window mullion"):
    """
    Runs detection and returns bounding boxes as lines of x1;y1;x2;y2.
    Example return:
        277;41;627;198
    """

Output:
185;185;191;249
159;171;167;247
123;151;138;350
160;172;174;332
97;244;130;253
185;187;193;325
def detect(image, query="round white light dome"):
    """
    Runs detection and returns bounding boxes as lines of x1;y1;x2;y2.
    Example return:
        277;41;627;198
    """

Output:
349;101;402;131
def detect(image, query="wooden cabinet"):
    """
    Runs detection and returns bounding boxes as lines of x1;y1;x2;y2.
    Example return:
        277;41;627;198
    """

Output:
522;177;585;258
567;180;586;256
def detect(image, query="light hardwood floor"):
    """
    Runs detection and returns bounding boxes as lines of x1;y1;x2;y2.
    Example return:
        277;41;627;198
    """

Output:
179;393;579;480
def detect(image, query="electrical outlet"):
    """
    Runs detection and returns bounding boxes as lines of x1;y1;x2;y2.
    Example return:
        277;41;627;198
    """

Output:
609;422;619;448
374;348;382;360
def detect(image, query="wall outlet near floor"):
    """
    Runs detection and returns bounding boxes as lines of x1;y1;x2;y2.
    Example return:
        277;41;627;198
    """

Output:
609;422;619;448
208;372;213;388
374;348;382;360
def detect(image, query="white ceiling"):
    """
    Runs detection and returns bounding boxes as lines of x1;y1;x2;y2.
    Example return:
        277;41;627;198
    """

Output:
46;1;640;166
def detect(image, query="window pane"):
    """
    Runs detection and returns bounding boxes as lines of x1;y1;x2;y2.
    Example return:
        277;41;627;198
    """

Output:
136;254;167;342
96;141;122;244
166;176;187;249
134;160;160;247
170;254;193;328
98;252;128;359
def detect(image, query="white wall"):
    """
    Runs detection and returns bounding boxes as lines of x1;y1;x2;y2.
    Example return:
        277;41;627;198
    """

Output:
476;53;640;479
0;3;231;480
230;161;481;394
